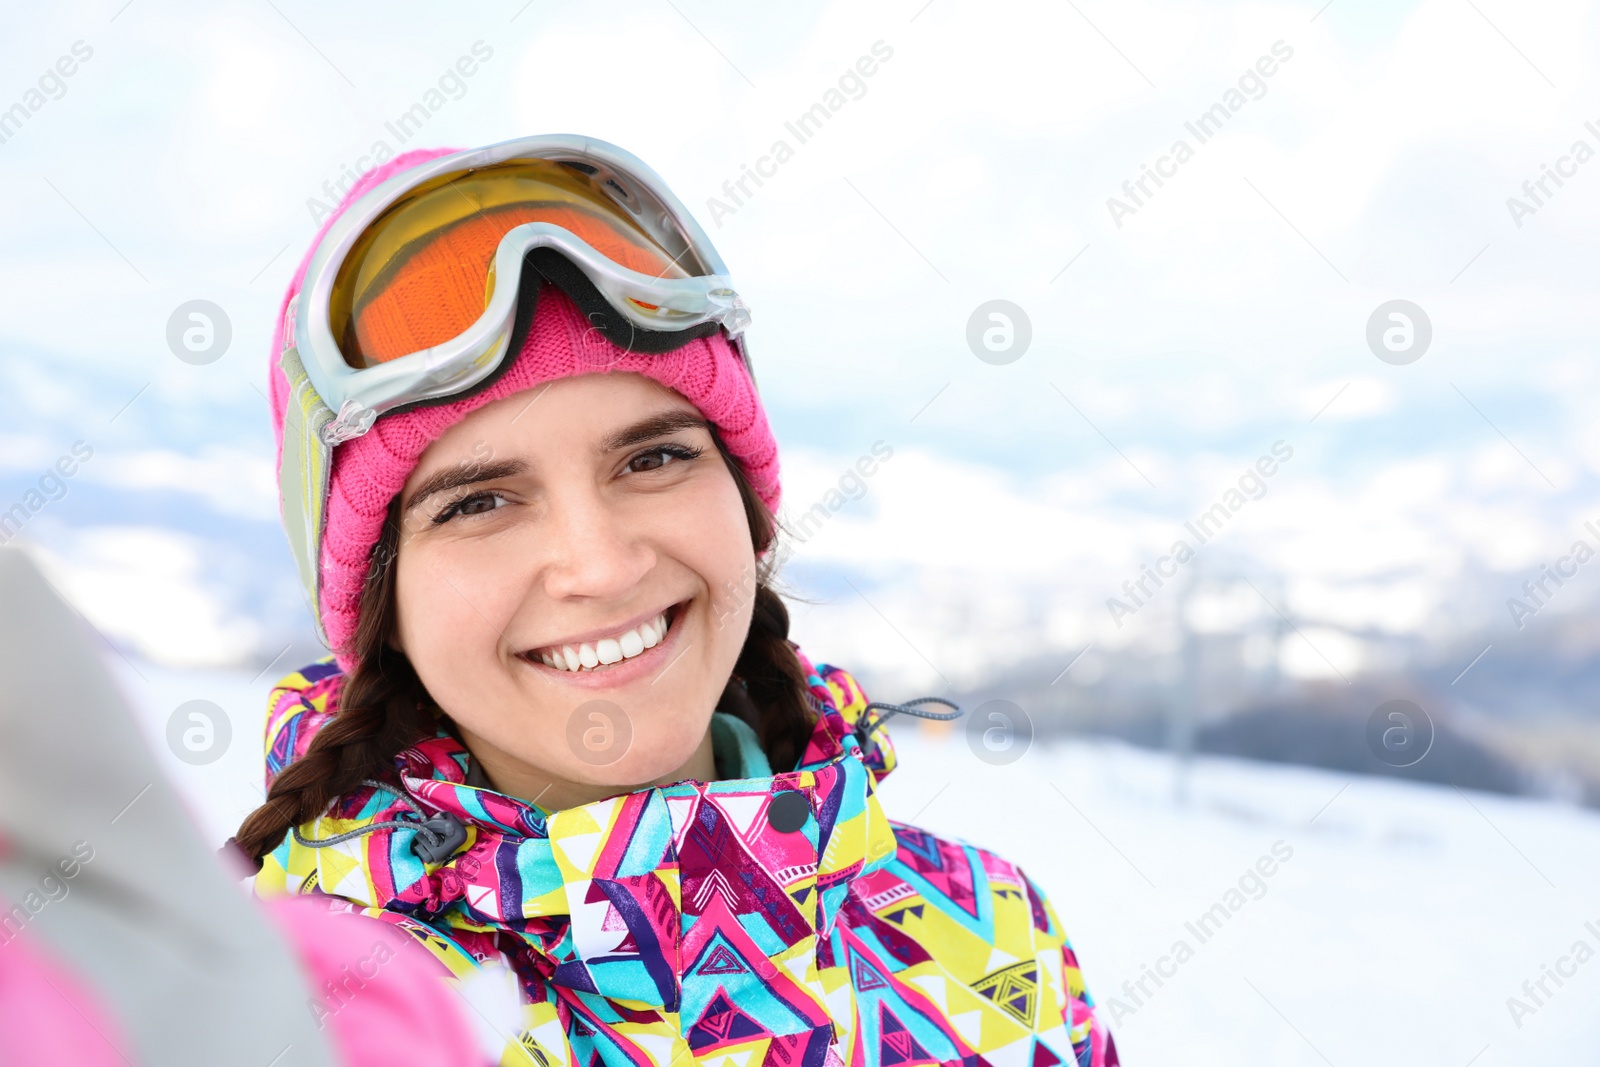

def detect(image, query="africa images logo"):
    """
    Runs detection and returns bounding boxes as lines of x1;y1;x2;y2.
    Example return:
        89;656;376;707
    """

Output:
1105;41;1295;228
704;41;895;227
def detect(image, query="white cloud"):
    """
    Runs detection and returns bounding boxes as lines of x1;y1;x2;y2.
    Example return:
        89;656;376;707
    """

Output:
1299;376;1397;421
0;434;61;471
34;527;260;668
84;446;278;521
782;430;1600;691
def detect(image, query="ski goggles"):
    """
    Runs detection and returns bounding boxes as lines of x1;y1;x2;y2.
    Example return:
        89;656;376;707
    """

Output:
277;134;751;643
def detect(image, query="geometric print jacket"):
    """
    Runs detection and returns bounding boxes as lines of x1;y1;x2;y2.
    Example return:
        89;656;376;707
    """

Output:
255;646;1118;1067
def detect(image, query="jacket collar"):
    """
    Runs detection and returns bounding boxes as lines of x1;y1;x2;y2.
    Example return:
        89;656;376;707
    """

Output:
308;649;900;1010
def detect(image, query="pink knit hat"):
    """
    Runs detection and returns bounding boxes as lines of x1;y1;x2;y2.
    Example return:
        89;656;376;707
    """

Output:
269;148;781;667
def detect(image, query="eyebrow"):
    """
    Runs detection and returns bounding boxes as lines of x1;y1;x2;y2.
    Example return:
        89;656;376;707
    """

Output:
403;459;527;513
602;410;709;452
401;411;710;514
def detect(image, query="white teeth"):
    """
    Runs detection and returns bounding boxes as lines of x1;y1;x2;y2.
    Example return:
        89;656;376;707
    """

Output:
534;611;670;671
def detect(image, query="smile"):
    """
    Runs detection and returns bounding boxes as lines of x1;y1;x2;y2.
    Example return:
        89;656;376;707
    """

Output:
526;605;678;673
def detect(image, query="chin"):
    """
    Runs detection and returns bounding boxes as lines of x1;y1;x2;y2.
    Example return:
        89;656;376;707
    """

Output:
592;715;713;790
513;599;735;785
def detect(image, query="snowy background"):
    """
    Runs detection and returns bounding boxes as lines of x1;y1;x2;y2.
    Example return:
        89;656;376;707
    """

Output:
5;0;1600;1061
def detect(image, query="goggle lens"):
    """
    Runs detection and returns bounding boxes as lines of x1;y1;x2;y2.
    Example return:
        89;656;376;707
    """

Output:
329;158;708;368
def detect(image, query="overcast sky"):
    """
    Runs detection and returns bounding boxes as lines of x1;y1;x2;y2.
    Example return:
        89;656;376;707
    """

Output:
2;0;1598;694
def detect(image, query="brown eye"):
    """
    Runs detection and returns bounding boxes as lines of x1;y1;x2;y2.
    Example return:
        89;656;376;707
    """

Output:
627;444;701;474
434;491;506;524
457;495;499;515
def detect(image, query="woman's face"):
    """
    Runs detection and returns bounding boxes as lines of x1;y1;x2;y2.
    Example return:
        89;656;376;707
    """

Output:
391;372;758;807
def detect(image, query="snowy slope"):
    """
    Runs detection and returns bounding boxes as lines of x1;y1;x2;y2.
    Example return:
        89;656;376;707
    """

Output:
115;661;1600;1066
877;729;1600;1067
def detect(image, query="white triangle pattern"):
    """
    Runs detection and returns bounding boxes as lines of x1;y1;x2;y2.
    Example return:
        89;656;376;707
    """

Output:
587;795;621;833
949;1009;984;1047
779;947;813;988
983;1035;1035;1067
824;980;856;1034
714;793;767;837
909;973;949;1012
569;879;628;959
555;831;602;875
526;1014;571;1067
465;883;497;913
324;835;371;901
665;794;698;849
628;1031;679;1067
330;862;370;902
985;946;1021;973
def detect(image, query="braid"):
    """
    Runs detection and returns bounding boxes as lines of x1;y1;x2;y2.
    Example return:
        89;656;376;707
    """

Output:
232;505;434;863
733;584;815;772
710;427;816;772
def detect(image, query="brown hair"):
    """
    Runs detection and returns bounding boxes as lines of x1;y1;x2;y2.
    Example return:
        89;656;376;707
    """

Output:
232;433;813;863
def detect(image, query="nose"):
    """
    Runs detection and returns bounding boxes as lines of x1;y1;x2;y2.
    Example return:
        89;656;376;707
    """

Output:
537;484;655;602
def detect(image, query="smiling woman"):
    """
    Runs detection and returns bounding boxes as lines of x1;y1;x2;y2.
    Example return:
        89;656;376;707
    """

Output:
388;374;804;810
229;137;1117;1067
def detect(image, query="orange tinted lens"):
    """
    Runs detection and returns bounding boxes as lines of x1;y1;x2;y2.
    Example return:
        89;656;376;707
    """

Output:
329;159;698;368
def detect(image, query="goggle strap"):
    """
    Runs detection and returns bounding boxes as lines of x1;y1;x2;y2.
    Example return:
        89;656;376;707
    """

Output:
277;344;336;650
517;248;722;356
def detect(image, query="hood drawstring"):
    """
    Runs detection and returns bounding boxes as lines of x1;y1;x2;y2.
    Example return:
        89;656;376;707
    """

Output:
856;697;963;749
292;778;468;865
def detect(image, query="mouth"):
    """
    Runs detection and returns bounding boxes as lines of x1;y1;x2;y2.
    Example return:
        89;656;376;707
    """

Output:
521;602;683;675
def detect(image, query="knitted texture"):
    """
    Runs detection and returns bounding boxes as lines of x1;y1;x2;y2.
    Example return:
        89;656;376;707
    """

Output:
268;147;780;667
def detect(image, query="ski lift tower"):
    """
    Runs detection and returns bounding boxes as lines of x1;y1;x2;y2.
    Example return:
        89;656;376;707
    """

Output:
1170;562;1200;804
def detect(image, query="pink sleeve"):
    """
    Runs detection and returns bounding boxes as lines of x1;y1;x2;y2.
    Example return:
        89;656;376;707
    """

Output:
0;901;486;1067
265;897;488;1067
0;930;132;1066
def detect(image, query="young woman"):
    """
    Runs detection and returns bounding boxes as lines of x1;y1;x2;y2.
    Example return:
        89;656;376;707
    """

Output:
232;136;1117;1067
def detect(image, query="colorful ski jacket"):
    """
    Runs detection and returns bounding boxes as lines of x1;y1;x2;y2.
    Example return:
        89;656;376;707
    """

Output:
255;648;1118;1067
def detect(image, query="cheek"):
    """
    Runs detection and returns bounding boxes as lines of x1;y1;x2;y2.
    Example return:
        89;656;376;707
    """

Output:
672;474;759;624
394;545;518;670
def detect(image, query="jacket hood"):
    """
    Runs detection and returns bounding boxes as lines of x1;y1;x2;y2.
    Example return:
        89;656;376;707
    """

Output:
259;647;901;1014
